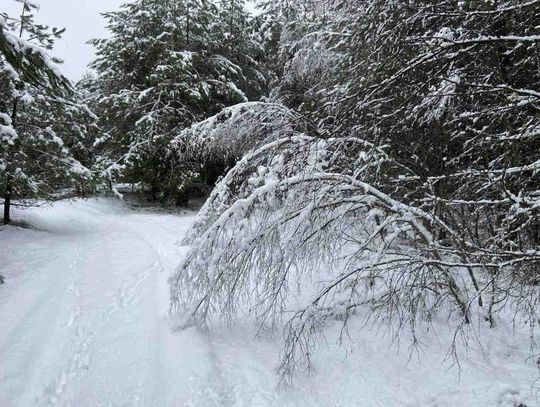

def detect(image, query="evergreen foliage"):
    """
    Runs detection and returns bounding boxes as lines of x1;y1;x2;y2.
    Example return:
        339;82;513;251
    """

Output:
87;0;268;204
0;0;91;224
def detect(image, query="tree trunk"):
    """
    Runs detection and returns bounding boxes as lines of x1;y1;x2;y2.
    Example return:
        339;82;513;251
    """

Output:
186;9;190;45
175;190;189;207
150;184;159;201
3;182;12;225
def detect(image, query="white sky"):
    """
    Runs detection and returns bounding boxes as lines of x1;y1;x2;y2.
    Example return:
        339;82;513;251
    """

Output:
3;0;260;81
3;0;127;81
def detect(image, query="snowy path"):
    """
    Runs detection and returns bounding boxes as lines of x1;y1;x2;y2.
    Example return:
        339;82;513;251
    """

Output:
0;198;537;407
0;199;202;406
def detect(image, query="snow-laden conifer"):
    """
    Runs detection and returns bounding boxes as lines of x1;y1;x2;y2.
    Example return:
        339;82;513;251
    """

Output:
0;0;91;224
88;0;267;203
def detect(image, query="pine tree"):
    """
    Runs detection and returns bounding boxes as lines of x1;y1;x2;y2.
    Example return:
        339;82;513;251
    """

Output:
88;0;267;204
0;0;90;224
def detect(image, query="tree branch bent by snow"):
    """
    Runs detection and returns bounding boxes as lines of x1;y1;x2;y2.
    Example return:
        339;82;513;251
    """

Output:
169;129;538;382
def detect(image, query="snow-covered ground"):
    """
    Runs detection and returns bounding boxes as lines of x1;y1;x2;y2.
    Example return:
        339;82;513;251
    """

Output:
0;198;537;406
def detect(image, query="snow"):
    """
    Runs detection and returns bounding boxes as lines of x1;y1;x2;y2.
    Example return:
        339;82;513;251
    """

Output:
0;124;18;145
0;199;195;406
0;198;538;406
2;27;66;82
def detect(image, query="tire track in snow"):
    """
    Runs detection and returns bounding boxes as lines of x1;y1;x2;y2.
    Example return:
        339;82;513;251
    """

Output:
122;213;239;406
107;211;237;407
84;212;172;406
0;236;88;406
38;242;95;406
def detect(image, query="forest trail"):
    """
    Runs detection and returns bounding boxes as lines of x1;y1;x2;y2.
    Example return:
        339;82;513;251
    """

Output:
0;198;234;406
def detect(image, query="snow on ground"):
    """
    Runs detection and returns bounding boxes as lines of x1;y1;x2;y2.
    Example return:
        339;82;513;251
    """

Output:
0;198;538;406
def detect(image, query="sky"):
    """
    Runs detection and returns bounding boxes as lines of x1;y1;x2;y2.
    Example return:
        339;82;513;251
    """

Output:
3;0;127;81
3;0;260;81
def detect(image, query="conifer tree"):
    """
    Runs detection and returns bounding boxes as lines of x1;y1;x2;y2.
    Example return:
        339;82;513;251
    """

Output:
88;0;267;204
0;0;90;224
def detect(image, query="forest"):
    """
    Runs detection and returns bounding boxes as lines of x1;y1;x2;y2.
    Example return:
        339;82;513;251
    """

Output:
1;0;539;405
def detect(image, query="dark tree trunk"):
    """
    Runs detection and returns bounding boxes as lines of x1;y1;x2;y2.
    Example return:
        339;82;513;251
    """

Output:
150;184;159;201
3;182;12;225
175;190;189;207
186;11;190;45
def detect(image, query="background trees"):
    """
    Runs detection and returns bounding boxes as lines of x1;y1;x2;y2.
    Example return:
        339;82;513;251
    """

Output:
87;0;268;204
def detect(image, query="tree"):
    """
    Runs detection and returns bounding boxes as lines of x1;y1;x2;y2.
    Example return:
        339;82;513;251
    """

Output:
166;101;300;206
169;0;540;382
0;0;90;224
88;0;268;204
